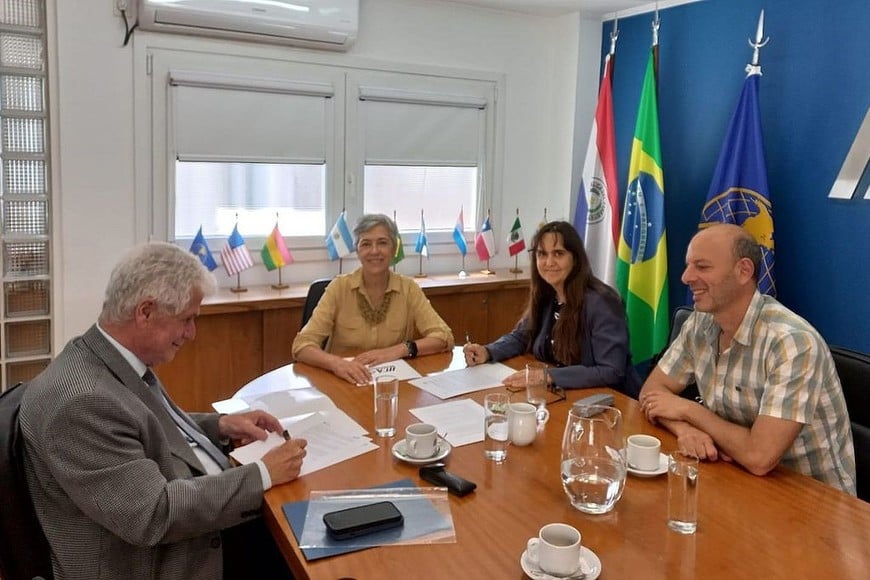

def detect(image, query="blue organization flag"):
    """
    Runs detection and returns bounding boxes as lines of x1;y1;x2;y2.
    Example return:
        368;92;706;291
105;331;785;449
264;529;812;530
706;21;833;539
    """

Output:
698;72;775;296
189;226;217;271
326;211;354;261
415;214;428;257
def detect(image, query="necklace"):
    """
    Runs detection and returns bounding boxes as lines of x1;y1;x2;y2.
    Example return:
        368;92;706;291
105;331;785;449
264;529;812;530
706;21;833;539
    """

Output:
357;289;394;325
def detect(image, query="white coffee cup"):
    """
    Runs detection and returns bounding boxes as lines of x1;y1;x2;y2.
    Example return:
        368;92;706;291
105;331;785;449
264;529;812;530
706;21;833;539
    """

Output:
627;434;662;471
508;402;542;446
405;423;438;459
527;523;582;577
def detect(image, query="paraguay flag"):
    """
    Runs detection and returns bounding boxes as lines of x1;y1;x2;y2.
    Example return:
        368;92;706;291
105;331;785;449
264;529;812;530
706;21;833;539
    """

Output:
616;47;669;364
415;214;428;257
326;211;354;261
698;70;775;296
574;52;619;287
189;226;217;271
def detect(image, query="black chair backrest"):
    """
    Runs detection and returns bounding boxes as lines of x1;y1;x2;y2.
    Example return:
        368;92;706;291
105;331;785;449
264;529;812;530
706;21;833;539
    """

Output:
669;306;693;345
829;346;870;502
300;278;332;330
0;382;54;580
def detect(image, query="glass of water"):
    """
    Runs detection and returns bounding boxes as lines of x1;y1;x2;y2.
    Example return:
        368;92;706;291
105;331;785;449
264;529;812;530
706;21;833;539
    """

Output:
525;362;549;423
560;405;626;514
668;451;699;533
373;374;399;437
483;392;510;462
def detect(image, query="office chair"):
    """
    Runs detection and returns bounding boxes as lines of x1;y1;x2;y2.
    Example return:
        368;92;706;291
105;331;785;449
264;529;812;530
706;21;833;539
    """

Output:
300;278;333;329
829;346;870;502
0;382;55;580
649;306;701;403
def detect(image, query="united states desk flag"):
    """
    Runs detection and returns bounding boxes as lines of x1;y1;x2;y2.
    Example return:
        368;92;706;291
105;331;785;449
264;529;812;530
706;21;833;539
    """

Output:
697;11;775;296
616;39;669;364
221;224;254;278
189;226;217;271
574;29;619;287
326;211;354;261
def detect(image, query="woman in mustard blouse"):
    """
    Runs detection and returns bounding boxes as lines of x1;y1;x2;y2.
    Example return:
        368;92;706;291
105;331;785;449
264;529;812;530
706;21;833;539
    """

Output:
292;214;454;384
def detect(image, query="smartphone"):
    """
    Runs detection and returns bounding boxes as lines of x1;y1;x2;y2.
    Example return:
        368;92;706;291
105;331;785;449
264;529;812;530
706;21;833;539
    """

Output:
322;501;404;540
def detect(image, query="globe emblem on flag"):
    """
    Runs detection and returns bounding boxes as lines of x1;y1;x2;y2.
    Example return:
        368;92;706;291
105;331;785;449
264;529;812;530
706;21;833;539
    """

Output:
700;187;774;251
586;177;607;224
510;230;521;243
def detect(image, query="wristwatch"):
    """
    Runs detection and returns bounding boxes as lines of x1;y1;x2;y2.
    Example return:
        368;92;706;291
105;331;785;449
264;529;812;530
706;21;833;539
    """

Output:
404;340;418;359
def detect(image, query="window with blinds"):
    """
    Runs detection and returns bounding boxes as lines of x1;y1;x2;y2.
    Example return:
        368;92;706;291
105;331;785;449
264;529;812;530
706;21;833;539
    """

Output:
0;0;51;390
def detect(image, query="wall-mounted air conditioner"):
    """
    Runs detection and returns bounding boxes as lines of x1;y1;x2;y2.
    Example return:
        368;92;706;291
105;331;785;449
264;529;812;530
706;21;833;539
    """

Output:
137;0;359;51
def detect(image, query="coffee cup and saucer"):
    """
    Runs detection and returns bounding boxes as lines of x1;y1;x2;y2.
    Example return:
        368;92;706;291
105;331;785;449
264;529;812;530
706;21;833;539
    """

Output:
626;434;668;477
520;523;601;580
391;423;452;465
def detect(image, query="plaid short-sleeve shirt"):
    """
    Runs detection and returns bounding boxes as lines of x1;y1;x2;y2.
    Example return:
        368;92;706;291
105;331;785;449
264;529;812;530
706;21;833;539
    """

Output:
659;291;856;495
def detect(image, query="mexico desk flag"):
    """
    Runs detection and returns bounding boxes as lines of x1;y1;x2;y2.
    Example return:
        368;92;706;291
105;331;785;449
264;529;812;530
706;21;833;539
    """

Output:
261;221;293;289
508;210;526;273
697;11;775;296
574;30;619;288
616;38;669;364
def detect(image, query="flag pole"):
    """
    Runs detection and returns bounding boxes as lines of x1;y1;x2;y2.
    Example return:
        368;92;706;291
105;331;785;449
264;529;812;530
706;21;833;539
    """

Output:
271;212;289;290
230;213;247;293
480;208;495;276
415;208;427;278
459;253;467;279
392;210;399;273
746;9;768;76
510;207;522;274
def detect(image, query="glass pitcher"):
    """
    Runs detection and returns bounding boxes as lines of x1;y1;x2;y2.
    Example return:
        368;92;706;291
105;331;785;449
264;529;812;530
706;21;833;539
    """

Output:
560;404;626;514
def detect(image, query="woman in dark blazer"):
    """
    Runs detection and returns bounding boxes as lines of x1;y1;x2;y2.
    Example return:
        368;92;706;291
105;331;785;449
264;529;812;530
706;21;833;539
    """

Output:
464;221;641;397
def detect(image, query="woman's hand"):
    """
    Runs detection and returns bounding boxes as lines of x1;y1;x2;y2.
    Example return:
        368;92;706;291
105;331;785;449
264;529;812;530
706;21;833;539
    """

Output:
463;343;490;366
331;358;372;385
353;345;404;367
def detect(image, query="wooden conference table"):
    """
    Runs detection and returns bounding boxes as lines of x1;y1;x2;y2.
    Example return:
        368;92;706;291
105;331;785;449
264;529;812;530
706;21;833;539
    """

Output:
240;348;870;579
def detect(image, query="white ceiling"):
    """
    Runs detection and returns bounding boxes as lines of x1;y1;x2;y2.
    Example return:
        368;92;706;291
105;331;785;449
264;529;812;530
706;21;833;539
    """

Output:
430;0;685;18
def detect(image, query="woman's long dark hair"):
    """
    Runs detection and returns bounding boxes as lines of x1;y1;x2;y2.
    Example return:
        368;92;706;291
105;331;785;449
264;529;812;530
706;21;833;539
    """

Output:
524;221;619;365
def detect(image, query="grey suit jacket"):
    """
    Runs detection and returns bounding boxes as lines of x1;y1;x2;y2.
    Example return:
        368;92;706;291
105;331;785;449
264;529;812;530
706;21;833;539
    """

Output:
19;325;264;580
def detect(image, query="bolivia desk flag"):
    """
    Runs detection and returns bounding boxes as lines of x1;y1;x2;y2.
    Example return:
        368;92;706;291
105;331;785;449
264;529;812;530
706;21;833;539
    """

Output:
616;47;669;364
574;51;619;287
261;223;293;271
220;224;254;277
698;70;775;296
189;226;217;271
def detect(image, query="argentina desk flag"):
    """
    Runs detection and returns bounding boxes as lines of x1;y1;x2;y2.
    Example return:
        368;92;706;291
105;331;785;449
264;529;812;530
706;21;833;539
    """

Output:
698;72;776;296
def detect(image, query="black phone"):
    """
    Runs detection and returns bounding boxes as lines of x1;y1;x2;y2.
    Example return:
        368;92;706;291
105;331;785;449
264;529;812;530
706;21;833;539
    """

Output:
322;501;404;540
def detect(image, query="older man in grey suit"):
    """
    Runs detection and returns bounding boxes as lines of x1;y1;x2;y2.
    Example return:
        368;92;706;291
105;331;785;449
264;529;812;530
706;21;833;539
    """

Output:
20;242;308;580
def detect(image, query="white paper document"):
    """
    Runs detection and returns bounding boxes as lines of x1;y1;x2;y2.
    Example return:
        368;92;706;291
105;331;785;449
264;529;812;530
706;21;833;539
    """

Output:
368;358;422;381
409;363;515;399
410;399;485;447
229;411;378;476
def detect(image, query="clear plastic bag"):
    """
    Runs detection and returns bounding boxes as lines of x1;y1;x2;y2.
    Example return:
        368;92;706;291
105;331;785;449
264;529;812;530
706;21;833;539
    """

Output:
298;486;455;549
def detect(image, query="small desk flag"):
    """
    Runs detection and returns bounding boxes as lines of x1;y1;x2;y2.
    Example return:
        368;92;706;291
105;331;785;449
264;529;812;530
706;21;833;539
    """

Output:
189;226;217;272
453;209;467;256
261;224;293;271
220;224;254;277
326;211;354;260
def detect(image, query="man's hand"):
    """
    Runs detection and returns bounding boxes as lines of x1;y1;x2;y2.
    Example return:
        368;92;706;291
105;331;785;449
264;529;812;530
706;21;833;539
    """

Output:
641;390;693;424
218;410;283;445
262;438;308;485
673;424;720;461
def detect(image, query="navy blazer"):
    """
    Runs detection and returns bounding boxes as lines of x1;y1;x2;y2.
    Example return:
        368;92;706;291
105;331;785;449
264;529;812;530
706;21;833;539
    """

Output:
486;288;641;398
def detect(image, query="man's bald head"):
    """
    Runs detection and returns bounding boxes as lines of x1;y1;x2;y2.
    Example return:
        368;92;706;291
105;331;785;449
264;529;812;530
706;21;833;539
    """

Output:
695;224;762;282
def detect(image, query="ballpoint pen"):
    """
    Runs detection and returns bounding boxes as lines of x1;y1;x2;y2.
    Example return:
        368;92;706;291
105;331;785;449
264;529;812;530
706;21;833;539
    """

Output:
282;429;291;441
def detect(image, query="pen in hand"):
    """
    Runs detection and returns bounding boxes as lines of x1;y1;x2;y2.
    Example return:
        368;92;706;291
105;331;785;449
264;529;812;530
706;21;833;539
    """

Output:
282;429;291;441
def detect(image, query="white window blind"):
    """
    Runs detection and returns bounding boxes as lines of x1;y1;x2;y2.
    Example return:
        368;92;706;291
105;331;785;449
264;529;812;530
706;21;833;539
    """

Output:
170;70;334;163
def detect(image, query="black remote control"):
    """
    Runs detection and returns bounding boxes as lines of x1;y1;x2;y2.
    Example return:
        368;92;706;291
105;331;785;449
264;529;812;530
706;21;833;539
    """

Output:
419;463;477;497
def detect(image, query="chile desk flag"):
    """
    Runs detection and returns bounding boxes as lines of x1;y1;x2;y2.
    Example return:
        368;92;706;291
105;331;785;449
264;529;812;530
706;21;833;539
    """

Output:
574;52;619;287
698;72;775;296
189;227;217;271
615;47;669;364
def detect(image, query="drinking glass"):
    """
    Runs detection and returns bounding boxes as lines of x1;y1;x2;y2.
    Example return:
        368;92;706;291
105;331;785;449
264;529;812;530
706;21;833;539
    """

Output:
483;393;510;462
560;405;626;514
373;374;399;437
525;362;549;423
668;451;700;533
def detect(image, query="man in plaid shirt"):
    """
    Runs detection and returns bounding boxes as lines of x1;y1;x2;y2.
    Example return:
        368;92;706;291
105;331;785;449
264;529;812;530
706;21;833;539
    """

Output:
639;224;855;494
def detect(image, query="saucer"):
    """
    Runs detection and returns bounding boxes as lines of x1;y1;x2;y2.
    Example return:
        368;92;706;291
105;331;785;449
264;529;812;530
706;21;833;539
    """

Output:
520;545;601;580
627;452;668;477
391;438;452;465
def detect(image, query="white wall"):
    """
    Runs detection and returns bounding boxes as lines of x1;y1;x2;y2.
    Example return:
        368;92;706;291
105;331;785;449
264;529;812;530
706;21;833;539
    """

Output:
49;0;601;345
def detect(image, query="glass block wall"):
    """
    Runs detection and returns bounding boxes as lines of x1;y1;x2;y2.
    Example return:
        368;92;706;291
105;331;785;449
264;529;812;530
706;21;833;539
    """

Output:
0;0;50;390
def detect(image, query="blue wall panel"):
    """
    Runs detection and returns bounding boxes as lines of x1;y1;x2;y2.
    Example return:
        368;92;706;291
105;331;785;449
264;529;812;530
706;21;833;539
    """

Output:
603;0;870;352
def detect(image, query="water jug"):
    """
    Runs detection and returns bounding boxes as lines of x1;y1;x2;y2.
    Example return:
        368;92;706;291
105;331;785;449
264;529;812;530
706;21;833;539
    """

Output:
560;404;626;514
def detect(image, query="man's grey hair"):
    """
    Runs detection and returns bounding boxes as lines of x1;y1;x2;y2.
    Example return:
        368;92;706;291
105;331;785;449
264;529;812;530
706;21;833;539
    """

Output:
99;242;217;324
733;234;763;282
353;214;399;250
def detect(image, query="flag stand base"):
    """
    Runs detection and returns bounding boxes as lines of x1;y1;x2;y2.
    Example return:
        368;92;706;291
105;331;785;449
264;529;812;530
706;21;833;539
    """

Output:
271;283;289;290
414;273;428;278
458;270;468;279
480;269;495;276
509;267;522;274
230;286;248;293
